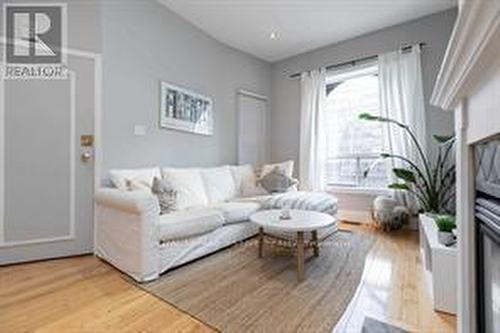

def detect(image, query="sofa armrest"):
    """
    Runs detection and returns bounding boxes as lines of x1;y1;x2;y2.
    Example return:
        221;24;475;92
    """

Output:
95;188;160;215
94;188;161;282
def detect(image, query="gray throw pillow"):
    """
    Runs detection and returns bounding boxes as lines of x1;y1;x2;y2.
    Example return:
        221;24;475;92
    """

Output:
259;167;298;194
151;177;178;215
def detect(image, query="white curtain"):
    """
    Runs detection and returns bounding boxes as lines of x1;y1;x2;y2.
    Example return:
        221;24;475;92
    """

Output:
378;45;426;211
299;68;327;191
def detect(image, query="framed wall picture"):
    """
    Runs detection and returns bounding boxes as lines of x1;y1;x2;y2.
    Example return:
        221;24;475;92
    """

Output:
159;81;214;135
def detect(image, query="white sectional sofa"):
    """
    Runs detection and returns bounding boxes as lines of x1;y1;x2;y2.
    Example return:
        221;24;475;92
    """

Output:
95;162;338;282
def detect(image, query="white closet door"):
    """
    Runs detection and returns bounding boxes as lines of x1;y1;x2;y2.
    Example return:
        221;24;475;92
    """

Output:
237;91;268;165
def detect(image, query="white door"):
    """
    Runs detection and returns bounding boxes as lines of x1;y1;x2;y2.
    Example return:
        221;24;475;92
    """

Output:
237;91;268;165
0;51;100;264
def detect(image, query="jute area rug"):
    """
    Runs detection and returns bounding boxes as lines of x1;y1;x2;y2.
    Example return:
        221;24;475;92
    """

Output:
134;230;375;333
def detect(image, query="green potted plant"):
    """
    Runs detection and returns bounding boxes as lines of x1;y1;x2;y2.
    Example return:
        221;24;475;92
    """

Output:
359;113;456;214
435;215;456;246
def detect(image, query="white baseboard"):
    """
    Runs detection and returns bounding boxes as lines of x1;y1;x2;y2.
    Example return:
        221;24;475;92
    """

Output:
337;209;372;224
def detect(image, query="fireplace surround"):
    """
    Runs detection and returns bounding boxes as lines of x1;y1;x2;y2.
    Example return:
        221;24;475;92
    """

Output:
475;139;500;333
430;1;500;332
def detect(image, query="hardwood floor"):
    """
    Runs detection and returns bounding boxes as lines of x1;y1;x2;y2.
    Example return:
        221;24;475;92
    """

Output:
0;255;215;333
0;222;456;333
335;222;456;333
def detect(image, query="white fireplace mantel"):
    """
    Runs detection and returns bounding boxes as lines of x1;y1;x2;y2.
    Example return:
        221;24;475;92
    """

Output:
431;0;500;113
431;1;500;333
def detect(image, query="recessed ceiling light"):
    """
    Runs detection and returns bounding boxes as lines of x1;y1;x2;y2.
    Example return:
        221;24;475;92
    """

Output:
270;32;278;40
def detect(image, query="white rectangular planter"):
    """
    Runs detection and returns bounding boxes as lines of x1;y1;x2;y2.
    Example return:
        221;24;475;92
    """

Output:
419;214;457;314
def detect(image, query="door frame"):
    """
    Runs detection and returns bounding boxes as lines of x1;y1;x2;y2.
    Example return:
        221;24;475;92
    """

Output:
236;89;269;165
0;39;102;250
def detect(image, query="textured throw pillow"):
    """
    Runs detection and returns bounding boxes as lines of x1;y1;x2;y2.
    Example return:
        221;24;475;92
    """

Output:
260;160;294;178
259;167;298;194
151;177;178;215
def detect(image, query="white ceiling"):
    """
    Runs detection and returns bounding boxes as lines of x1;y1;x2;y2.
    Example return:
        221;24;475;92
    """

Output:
158;0;456;62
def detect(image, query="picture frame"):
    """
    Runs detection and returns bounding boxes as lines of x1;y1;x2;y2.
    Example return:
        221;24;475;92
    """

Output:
159;81;214;135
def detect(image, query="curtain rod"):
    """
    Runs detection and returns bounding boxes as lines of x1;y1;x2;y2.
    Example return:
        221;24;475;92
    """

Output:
288;42;427;79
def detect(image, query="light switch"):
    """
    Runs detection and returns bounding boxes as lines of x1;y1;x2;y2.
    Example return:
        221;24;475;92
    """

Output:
134;125;146;136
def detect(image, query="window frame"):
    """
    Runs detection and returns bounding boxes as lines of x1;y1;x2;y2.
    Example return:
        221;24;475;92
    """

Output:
324;64;389;192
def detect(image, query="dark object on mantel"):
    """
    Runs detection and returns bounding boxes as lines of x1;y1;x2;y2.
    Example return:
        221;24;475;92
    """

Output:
475;139;500;198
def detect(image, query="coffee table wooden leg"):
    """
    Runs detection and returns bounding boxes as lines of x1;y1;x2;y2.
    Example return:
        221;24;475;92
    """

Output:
258;227;264;258
311;230;319;257
297;231;305;282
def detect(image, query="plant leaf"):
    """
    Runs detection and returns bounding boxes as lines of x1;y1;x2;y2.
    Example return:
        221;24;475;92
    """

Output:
393;168;416;183
363;158;385;178
359;113;393;123
388;183;410;191
359;113;378;121
433;134;455;144
359;113;408;129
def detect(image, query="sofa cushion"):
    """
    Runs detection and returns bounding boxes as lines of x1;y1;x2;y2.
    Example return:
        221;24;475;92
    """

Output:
232;195;274;205
230;164;267;197
161;168;209;209
109;167;161;191
157;208;224;241
200;166;237;204
214;202;261;224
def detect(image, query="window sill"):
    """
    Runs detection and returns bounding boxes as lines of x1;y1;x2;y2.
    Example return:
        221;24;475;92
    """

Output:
326;185;392;196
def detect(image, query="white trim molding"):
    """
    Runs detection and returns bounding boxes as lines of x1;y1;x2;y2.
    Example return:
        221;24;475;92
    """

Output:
0;58;4;244
455;100;477;333
337;209;372;224
327;185;392;196
237;89;268;101
430;0;500;110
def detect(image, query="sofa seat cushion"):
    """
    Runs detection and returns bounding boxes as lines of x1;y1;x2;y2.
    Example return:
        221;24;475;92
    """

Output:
157;209;224;242
214;202;261;224
232;195;274;205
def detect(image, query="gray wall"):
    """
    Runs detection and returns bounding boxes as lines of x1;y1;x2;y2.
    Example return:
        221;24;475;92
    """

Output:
101;0;271;178
269;10;457;218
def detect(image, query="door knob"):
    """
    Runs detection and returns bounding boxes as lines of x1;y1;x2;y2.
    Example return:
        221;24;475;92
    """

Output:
81;152;93;162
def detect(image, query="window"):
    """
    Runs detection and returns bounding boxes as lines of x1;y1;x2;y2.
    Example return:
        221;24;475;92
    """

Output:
325;65;388;189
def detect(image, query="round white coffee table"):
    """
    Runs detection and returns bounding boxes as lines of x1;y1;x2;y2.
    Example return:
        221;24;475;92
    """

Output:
250;209;336;282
